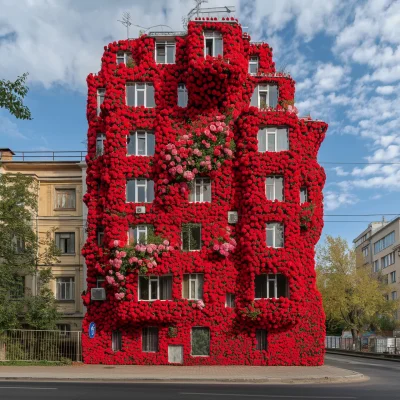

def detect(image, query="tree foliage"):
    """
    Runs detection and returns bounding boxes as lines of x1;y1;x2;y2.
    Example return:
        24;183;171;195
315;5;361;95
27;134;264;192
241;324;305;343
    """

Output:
0;173;60;331
316;236;399;340
0;73;32;120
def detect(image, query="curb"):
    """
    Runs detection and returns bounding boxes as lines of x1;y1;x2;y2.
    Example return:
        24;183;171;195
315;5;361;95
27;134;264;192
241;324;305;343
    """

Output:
326;349;400;363
0;373;367;385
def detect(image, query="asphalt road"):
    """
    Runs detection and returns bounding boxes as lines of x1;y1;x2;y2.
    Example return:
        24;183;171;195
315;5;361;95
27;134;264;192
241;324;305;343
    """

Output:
0;354;399;400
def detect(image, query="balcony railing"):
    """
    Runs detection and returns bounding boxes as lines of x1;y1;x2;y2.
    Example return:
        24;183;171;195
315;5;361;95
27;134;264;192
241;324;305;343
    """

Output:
10;151;87;162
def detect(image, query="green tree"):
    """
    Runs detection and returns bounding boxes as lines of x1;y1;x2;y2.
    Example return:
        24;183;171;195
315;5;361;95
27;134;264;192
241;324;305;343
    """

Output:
316;235;398;343
0;173;60;331
0;73;32;120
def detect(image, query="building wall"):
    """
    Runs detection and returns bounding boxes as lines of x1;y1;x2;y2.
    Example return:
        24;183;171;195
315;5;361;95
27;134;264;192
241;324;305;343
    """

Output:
82;20;327;365
0;158;85;331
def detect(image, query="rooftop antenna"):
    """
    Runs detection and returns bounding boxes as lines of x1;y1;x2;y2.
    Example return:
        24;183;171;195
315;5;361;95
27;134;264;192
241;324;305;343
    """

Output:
118;12;132;39
183;0;209;29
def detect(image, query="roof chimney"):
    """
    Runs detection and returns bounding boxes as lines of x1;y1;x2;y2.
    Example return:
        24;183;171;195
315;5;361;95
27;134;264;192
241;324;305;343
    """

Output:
0;148;15;161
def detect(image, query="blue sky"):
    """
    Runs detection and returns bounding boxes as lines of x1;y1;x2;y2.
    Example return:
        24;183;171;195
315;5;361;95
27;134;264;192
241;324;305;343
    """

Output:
1;0;399;245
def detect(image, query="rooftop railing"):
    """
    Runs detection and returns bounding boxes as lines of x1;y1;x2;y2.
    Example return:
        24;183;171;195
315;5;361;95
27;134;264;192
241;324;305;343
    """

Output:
9;151;87;162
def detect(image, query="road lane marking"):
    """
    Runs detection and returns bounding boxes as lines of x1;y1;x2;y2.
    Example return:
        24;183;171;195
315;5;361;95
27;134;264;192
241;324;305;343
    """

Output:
0;386;58;390
180;393;356;399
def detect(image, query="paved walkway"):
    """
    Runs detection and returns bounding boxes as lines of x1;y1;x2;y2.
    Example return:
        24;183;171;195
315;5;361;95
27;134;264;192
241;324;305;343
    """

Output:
0;364;366;384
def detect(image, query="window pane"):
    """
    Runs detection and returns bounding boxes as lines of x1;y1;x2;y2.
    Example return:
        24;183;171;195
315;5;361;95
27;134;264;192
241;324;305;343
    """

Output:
256;329;267;350
150;280;158;300
300;187;308;203
139;276;149;300
197;275;204;299
266;226;274;247
147;180;154;202
277;128;288;151
215;38;223;56
126;85;135;106
68;234;75;253
266;178;274;200
249;61;258;74
160;276;172;300
136;90;145;106
128;133;136;155
251;86;258;106
268;279;275;298
138;135;146;155
203;180;211;202
275;177;283;201
127;180;135;202
255;275;266;298
156;45;165;63
259;92;268;108
146;84;155;108
190;280;196;299
147;133;155;155
191;328;210;356
182;229;190;251
276;224;284;248
258;129;266;152
205;39;213;56
269;85;278;108
267;133;276;151
191;226;201;250
277;274;287;297
178;86;187;107
183;274;189;298
167;44;175;63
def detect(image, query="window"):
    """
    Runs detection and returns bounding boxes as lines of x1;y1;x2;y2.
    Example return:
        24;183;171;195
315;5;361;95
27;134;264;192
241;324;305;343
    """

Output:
256;329;267;351
10;276;25;300
97;88;105;116
116;51;133;65
56;277;75;301
374;231;395;254
373;260;380;272
249;56;259;74
381;252;395;268
251;84;278;108
300;187;308;203
12;235;25;254
126;179;154;203
126;83;155;108
266;223;284;248
204;31;223;57
392;291;398;301
390;271;396;283
128;225;153;245
127;131;155;156
356;232;370;247
178;83;188;107
266;176;284;201
362;246;369;258
97;227;104;246
225;293;235;307
57;324;71;338
142;327;159;352
155;42;176;64
55;232;75;254
139;275;172;301
183;274;204;300
112;330;122;352
258;127;288;152
55;189;76;210
189;178;211;202
191;327;210;356
96;133;105;156
255;274;288;299
182;224;201;251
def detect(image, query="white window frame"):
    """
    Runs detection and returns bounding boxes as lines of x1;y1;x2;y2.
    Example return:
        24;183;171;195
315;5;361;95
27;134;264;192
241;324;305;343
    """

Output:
266;223;284;248
96;133;105;156
57;324;71;337
265;176;284;201
182;224;202;251
116;51;132;65
155;41;176;64
362;246;369;258
249;56;259;75
258;127;288;152
373;231;395;254
204;31;223;57
142;327;159;352
138;275;172;301
178;83;188;107
381;251;395;268
127;130;155;156
97;88;105;116
373;260;380;272
55;188;76;210
128;225;151;245
225;293;235;307
392;291;398;300
190;178;211;203
183;273;204;300
125;83;155;108
300;186;308;203
390;271;396;283
126;179;154;203
55;232;75;254
56;277;75;301
254;274;282;299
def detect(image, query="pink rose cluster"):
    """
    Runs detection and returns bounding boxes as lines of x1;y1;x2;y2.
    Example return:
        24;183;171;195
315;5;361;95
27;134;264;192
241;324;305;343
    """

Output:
212;239;237;257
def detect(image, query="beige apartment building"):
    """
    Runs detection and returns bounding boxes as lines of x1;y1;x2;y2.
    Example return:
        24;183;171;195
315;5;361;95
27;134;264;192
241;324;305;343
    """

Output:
0;148;87;331
354;217;400;319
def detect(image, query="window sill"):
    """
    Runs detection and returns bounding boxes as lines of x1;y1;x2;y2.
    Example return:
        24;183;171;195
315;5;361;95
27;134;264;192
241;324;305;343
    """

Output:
54;208;77;211
191;355;210;357
138;299;173;302
181;249;201;252
55;300;75;303
59;253;76;256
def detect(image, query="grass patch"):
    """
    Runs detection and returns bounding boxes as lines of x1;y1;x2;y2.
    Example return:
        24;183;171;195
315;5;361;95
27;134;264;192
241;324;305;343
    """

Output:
0;358;72;366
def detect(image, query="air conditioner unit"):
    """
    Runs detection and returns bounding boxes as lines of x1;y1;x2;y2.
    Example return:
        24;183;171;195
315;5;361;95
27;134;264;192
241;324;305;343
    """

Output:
91;288;106;301
228;211;238;224
136;206;146;214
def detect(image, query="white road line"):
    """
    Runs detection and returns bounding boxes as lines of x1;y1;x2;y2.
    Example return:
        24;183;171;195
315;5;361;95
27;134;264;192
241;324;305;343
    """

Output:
0;386;58;390
180;393;356;399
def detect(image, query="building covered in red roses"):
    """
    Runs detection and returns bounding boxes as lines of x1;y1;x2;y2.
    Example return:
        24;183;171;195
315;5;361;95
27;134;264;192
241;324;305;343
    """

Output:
82;12;327;365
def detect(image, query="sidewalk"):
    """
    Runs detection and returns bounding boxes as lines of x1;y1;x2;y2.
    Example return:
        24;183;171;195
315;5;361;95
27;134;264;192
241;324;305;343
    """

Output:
0;364;366;384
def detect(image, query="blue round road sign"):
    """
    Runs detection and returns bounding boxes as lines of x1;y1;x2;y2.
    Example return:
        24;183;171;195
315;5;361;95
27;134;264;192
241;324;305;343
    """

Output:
89;322;96;338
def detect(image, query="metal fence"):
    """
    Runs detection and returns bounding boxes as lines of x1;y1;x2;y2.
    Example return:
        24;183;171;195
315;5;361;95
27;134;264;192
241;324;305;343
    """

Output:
0;330;82;362
11;151;86;162
326;335;400;354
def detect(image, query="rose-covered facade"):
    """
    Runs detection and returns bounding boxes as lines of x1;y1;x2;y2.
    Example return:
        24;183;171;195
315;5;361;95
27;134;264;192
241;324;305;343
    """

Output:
82;18;327;365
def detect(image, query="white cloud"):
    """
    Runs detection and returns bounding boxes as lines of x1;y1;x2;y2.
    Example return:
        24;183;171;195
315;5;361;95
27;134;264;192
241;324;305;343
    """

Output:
314;63;347;92
324;190;358;211
367;145;400;162
332;167;349;176
376;85;395;95
0;115;27;139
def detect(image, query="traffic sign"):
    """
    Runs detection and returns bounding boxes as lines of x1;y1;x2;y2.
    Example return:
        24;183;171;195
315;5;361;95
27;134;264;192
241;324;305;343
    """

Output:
89;322;96;339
